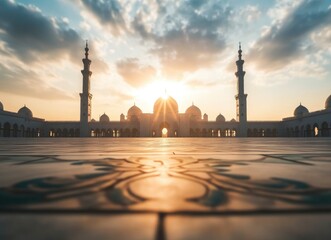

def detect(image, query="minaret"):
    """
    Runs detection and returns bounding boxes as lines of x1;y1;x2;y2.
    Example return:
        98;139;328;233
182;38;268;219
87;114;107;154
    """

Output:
235;43;247;137
80;41;92;137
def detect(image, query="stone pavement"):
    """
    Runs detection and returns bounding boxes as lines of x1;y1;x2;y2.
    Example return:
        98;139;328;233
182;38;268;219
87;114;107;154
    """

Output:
0;138;330;240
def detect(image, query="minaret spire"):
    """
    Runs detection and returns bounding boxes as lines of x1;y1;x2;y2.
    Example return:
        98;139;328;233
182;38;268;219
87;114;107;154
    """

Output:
238;42;242;60
235;42;248;137
80;41;93;137
85;40;89;59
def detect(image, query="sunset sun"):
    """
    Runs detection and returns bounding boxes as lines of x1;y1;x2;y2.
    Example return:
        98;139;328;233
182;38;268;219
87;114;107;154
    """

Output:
1;1;331;240
135;79;187;104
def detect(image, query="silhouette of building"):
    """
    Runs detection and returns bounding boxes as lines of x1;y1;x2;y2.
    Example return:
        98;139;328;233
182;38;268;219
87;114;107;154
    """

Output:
0;44;330;137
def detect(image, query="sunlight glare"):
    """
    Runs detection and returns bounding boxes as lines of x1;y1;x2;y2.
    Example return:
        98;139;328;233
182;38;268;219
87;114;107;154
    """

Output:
135;79;188;107
162;90;168;100
162;127;168;136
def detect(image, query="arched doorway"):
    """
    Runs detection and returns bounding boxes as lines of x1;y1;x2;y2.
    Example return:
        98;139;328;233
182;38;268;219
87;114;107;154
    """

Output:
4;122;10;137
13;124;18;137
162;127;168;137
20;125;25;137
132;128;140;137
313;124;319;137
306;124;312;137
321;122;329;137
69;128;75;137
159;122;170;137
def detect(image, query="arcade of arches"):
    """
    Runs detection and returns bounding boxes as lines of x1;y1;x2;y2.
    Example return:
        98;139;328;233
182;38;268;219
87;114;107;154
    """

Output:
1;43;330;138
0;95;331;138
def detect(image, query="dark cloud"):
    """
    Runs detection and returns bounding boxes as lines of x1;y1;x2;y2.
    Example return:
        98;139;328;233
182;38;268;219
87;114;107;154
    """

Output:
0;0;109;100
0;0;83;63
141;1;232;78
116;58;156;87
81;0;126;36
249;0;331;71
0;63;73;100
80;0;232;78
152;29;226;78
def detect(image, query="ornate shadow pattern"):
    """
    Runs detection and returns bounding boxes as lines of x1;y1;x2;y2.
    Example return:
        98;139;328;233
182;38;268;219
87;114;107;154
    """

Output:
0;154;331;212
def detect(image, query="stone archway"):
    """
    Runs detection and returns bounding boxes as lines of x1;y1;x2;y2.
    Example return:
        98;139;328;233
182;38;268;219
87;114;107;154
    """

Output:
4;122;10;137
159;122;170;138
321;122;329;137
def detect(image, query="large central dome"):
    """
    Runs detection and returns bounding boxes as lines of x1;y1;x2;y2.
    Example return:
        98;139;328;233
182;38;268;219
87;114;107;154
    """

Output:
153;96;178;116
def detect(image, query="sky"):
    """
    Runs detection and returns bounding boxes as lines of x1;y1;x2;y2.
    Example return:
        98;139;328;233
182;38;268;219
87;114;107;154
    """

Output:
0;0;330;121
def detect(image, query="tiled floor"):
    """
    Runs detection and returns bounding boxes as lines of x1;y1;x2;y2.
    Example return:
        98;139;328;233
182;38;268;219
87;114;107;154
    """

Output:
0;138;330;239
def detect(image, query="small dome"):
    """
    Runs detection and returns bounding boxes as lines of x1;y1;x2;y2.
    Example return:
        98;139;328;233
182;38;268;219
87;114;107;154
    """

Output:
294;104;309;117
0;101;3;111
325;95;331;109
216;113;226;122
230;118;236;122
91;118;96;122
120;113;125;121
185;104;202;120
127;105;142;121
99;113;110;122
18;106;33;118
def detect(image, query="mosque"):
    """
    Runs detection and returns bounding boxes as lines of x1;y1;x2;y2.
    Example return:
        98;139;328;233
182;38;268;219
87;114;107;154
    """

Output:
0;44;330;138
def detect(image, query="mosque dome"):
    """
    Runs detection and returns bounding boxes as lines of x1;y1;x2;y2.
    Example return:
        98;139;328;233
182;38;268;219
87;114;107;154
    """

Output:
325;95;331;109
153;96;178;115
294;104;309;117
0;101;3;111
127;105;142;121
230;118;236;122
99;113;110;122
91;118;96;122
185;104;202;120
18;106;33;118
216;113;226;122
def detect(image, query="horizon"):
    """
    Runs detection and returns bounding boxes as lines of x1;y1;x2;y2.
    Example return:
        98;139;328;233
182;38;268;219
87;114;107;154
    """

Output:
0;0;330;122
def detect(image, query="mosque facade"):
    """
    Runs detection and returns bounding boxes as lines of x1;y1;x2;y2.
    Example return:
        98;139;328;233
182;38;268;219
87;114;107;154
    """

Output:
0;44;330;138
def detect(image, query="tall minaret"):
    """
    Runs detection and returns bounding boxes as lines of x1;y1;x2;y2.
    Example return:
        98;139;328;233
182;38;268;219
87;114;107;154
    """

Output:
80;41;92;137
235;43;247;137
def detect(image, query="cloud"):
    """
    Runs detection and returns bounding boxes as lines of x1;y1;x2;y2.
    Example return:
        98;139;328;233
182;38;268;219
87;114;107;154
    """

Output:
91;57;110;76
0;63;73;100
242;5;261;23
0;0;110;101
79;0;233;79
249;0;331;71
0;0;83;63
80;0;127;36
185;78;219;88
141;1;232;78
111;90;133;102
311;25;331;49
116;58;156;87
183;66;233;89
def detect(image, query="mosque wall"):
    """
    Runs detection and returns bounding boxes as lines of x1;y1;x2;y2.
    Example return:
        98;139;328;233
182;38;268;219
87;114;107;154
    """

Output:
1;106;330;138
1;45;330;138
0;110;44;137
282;109;331;137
